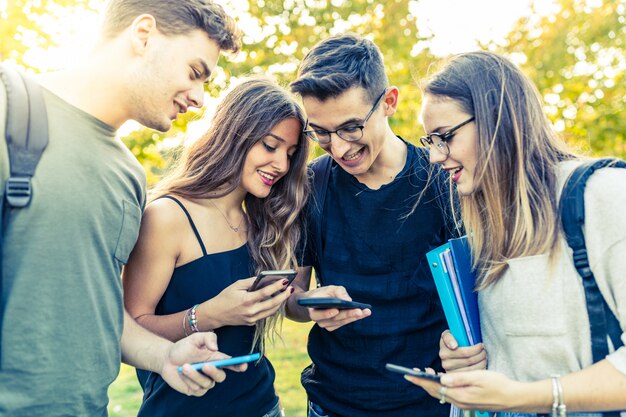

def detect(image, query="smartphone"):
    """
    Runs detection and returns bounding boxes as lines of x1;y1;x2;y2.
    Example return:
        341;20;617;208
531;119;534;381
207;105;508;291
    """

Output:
248;269;297;293
385;363;442;382
178;352;261;373
297;297;372;310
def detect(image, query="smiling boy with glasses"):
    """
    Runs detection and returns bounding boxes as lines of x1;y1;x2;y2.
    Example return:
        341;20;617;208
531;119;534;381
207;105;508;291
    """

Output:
286;33;453;417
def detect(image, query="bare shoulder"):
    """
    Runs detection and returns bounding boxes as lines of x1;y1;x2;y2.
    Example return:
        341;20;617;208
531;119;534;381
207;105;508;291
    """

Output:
141;197;191;237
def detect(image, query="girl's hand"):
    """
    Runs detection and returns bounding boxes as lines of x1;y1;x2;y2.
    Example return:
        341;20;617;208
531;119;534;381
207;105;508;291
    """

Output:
439;330;487;372
406;369;530;412
200;276;293;328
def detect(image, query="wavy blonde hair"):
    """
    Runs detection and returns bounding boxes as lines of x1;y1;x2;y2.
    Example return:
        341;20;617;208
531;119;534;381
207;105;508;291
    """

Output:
151;77;310;352
424;52;575;288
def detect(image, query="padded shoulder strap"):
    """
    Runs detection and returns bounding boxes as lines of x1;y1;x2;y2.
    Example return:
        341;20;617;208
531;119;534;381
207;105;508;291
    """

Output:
0;64;49;208
308;154;332;284
559;159;626;364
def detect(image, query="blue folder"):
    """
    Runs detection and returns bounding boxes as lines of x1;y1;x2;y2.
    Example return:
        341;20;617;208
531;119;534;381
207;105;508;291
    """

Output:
449;237;482;344
427;236;488;417
426;236;481;347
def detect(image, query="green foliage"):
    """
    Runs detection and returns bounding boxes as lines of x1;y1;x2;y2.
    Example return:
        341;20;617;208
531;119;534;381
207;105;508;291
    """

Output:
494;0;626;158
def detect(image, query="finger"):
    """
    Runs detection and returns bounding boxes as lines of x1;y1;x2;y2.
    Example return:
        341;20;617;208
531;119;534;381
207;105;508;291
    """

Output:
253;285;293;312
190;331;219;352
440;343;484;361
223;363;248;373
251;278;292;300
180;364;219;393
308;307;340;322
441;348;487;371
327;285;352;301
440;330;458;350
199;364;227;384
320;309;371;331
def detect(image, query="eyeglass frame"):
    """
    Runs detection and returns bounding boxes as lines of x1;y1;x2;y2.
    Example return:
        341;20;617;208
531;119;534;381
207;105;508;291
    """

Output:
303;89;387;144
419;116;475;156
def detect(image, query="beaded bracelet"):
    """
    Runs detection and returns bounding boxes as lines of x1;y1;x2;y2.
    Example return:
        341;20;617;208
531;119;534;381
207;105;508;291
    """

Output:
186;304;200;334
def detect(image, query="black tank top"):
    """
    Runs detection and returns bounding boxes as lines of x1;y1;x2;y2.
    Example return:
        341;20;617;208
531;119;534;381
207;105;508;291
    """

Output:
136;196;277;417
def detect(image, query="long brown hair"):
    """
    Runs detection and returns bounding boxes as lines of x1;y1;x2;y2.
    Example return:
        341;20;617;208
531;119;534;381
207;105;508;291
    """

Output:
152;77;310;350
424;51;575;287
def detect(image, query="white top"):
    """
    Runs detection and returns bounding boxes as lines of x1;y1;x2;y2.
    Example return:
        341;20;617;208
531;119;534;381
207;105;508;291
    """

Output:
480;160;626;382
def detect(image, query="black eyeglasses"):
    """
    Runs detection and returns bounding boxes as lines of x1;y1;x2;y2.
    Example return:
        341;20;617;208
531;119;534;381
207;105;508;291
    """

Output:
419;117;475;156
304;90;386;144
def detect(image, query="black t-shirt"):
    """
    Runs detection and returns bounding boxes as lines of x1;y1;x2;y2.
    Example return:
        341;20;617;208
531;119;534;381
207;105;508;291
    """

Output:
301;140;452;417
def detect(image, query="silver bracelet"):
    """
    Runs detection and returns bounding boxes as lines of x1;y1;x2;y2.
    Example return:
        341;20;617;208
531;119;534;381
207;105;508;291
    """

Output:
551;375;566;417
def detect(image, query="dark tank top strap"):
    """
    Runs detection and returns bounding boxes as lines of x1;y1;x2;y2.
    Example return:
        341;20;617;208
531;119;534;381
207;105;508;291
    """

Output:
159;195;207;256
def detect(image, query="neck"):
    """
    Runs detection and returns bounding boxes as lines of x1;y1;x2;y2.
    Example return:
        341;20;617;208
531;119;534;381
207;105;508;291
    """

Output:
37;41;134;130
357;130;407;189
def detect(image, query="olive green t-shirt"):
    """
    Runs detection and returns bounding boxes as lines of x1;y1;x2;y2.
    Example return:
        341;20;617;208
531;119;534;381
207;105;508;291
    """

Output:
0;80;146;416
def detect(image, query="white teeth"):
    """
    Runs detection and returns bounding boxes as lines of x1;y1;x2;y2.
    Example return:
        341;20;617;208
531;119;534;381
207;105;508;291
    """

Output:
258;171;275;181
344;148;362;161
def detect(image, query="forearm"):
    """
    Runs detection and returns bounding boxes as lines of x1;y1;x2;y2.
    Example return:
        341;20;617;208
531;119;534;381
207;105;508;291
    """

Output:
134;301;222;343
285;287;312;322
285;266;313;322
121;309;172;373
509;360;626;413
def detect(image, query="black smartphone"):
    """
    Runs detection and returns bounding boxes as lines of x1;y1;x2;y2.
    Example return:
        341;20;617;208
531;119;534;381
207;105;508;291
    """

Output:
297;297;372;310
385;363;442;382
248;269;297;292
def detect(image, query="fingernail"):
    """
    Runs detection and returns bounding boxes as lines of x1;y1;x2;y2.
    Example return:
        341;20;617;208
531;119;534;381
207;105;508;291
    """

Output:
282;279;289;285
290;287;295;293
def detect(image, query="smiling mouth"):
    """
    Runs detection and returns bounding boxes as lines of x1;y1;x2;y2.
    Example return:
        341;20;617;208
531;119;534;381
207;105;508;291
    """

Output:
446;166;463;183
258;170;277;185
342;147;364;161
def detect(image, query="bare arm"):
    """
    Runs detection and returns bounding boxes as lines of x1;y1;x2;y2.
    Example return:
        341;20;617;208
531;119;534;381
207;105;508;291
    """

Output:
123;200;294;342
407;360;626;413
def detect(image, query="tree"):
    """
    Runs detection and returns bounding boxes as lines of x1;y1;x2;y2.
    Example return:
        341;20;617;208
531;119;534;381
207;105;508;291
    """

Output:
494;0;626;158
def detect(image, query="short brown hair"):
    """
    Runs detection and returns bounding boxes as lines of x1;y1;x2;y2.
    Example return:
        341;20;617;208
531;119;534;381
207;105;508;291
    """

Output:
103;0;240;53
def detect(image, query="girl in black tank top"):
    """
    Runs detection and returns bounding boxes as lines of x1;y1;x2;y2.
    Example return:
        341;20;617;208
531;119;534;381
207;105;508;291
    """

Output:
123;78;310;417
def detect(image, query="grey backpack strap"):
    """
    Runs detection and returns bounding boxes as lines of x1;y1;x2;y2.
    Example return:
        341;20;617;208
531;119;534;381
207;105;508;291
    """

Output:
1;64;49;208
1;64;48;361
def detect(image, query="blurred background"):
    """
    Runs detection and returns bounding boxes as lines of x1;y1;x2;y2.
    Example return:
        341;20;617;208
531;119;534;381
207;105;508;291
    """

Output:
2;0;624;415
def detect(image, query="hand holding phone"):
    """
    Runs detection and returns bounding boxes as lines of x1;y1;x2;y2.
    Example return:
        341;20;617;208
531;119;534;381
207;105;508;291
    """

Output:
248;269;297;293
178;352;261;373
298;297;372;310
385;363;442;382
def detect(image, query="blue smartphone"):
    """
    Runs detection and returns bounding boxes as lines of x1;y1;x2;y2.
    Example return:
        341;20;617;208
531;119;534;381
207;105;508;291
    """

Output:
385;363;442;382
178;352;261;373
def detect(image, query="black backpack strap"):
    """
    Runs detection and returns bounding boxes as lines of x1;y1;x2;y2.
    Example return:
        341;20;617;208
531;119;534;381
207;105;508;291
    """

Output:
308;154;332;285
1;64;48;208
560;159;626;357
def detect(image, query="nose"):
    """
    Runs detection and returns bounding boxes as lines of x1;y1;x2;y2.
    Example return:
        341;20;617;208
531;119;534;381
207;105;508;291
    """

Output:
327;133;351;157
272;151;290;174
188;83;205;109
428;146;448;165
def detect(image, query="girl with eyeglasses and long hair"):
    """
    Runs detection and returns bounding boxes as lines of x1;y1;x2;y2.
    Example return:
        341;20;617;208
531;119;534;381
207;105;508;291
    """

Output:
122;77;310;417
408;51;626;417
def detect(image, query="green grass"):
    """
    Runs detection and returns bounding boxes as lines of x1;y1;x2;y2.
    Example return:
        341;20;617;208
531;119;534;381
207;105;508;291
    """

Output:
108;320;313;417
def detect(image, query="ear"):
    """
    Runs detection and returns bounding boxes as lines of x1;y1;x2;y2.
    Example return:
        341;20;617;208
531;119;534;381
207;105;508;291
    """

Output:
129;14;158;55
383;87;399;116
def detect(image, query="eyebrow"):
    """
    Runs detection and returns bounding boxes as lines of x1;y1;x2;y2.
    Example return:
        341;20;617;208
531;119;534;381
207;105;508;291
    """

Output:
266;133;286;143
196;59;212;83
